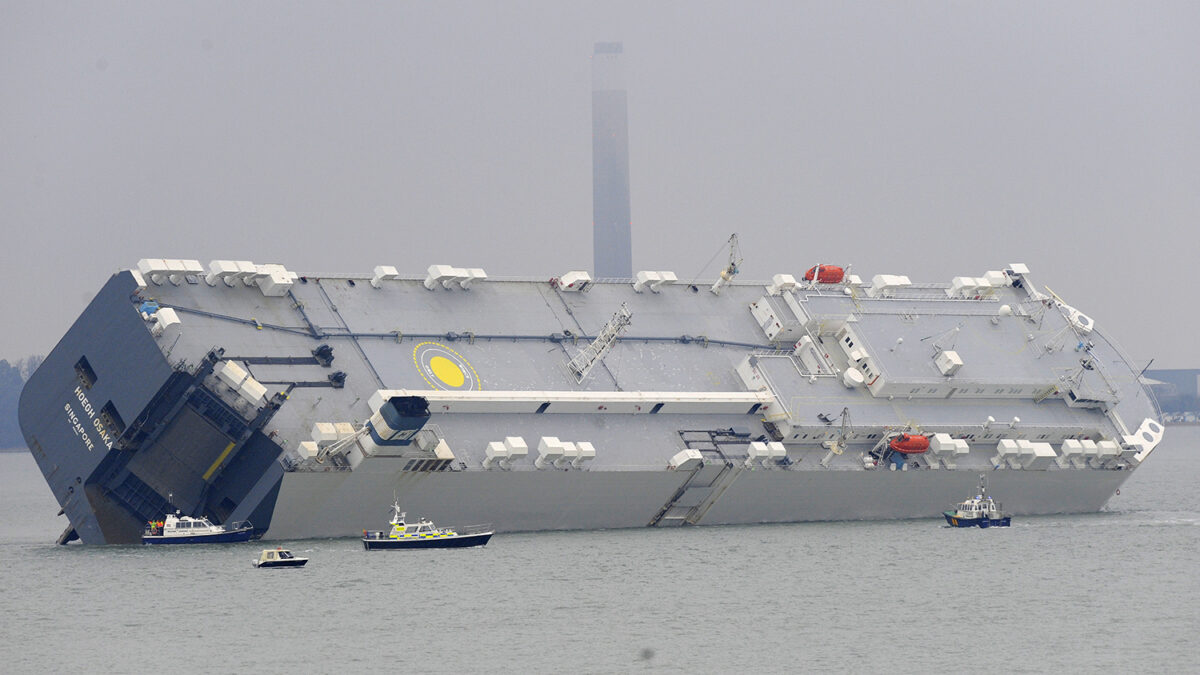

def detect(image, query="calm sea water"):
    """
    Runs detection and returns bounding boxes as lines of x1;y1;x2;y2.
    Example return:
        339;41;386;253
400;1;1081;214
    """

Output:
2;428;1198;674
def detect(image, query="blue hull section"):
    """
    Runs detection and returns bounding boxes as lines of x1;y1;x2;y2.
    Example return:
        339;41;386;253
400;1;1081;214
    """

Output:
20;271;286;545
943;511;1011;528
142;527;255;545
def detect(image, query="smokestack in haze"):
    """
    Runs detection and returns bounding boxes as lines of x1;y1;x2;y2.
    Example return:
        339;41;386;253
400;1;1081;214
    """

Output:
591;42;633;279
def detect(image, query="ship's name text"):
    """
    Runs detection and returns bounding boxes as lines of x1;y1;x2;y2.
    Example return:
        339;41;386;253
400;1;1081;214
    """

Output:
65;386;114;452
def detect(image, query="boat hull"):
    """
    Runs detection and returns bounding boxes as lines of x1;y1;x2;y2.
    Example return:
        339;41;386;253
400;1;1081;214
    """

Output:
142;526;255;545
943;511;1011;528
362;531;493;550
254;559;308;568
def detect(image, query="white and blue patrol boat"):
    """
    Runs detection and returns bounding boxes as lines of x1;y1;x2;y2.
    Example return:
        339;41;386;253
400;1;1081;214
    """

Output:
362;502;492;550
943;475;1011;528
142;512;254;544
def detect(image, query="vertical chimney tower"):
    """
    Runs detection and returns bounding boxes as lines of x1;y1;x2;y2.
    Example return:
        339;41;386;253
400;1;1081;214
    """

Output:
591;42;632;279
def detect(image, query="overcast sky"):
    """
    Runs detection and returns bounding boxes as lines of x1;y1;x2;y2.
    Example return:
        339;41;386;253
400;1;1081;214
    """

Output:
2;2;1197;366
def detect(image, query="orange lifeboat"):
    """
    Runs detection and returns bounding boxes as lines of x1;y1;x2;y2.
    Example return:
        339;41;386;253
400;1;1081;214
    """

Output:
804;265;845;284
888;434;929;454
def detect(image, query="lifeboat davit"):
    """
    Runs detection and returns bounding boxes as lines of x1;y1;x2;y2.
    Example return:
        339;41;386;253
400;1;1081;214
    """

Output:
804;265;845;284
888;434;929;454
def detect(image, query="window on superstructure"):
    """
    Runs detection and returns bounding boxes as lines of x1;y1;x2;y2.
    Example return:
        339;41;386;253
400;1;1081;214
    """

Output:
75;356;97;389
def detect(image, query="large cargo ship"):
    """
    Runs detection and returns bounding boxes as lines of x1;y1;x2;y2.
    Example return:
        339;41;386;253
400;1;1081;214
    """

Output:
19;255;1164;544
17;44;1164;545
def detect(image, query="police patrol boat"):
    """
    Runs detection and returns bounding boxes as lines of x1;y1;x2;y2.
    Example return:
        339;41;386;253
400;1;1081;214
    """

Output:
362;501;492;550
943;474;1012;528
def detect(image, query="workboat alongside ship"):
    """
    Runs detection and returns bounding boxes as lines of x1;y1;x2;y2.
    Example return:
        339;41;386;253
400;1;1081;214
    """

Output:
944;475;1011;528
142;512;254;545
18;254;1165;544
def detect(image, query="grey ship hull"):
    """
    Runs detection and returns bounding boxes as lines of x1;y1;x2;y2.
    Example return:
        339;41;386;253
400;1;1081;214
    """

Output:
269;464;1127;540
20;260;1161;544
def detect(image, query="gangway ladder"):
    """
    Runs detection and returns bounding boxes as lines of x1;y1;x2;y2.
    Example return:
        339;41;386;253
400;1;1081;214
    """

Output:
648;460;745;527
649;433;746;527
565;303;632;383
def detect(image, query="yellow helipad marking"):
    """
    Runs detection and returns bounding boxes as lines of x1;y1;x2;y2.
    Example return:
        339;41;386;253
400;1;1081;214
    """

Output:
429;356;465;387
412;341;482;390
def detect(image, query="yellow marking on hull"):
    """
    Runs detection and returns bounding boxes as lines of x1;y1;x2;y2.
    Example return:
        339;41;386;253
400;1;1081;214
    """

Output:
203;442;237;481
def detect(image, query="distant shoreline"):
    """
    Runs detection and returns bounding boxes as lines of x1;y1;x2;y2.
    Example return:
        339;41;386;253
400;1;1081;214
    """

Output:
1;447;29;453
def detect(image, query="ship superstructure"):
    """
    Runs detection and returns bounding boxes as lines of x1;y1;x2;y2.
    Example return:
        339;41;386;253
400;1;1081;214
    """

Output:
19;258;1163;544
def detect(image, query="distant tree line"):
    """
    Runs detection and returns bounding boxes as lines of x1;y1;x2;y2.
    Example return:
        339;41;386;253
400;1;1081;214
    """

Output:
1;357;42;451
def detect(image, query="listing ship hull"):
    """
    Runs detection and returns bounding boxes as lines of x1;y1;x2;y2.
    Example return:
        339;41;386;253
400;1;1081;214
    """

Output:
20;260;1163;544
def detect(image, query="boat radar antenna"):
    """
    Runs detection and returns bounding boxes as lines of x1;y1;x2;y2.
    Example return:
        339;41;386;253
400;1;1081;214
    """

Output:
708;234;742;296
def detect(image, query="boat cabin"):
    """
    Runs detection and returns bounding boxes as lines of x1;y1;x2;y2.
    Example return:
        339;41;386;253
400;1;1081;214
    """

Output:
146;513;223;536
952;495;1002;518
261;549;298;562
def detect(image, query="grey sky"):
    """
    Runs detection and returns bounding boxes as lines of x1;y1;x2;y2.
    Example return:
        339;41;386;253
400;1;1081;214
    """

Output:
2;2;1197;366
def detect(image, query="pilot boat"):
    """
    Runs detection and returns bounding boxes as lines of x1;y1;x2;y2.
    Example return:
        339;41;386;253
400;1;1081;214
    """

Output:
142;512;255;544
943;475;1012;528
362;502;492;550
253;547;308;568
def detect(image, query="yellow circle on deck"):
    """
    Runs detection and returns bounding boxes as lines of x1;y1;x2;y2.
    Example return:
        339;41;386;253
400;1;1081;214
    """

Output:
429;356;465;387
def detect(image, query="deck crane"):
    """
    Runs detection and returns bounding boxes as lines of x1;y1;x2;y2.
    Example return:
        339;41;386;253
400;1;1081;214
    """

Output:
820;407;851;468
709;233;742;295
